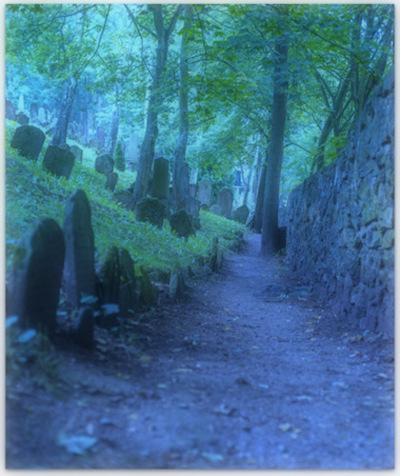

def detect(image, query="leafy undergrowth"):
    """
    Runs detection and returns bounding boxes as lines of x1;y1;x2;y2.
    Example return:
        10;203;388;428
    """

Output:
5;120;247;281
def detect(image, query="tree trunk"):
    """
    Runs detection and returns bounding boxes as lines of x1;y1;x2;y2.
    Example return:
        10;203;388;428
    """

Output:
173;5;192;213
52;76;78;147
132;5;182;206
108;102;120;157
253;161;267;234
261;35;289;256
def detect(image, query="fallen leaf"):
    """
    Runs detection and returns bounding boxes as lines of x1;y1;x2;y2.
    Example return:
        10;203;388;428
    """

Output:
202;452;224;463
58;433;97;455
279;423;292;432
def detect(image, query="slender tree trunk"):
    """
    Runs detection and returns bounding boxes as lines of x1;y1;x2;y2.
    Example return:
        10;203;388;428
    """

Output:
108;102;120;157
52;77;78;147
253;161;267;233
173;5;192;213
261;35;289;256
132;5;182;206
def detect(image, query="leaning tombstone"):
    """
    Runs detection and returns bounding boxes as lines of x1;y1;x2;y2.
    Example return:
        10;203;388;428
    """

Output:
233;204;249;224
10;218;65;337
151;157;170;200
95;153;114;176
136;197;168;228
70;145;83;163
10;125;45;161
196;179;212;207
169;209;195;239
63;190;96;307
43;145;75;179
217;187;234;219
105;172;118;192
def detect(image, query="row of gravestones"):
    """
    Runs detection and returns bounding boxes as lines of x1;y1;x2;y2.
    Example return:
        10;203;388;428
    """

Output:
195;179;250;224
7;188;224;350
7;189;157;350
10;124;119;194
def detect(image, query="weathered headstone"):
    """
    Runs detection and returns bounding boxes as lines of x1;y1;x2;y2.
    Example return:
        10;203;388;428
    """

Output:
217;187;234;219
233;204;249;224
97;126;105;149
169;268;185;299
136;197;168;228
209;204;223;216
6;100;16;121
10;125;45;161
118;248;138;314
100;246;120;304
43;145;75;179
196;179;212;207
87;137;99;149
113;190;135;211
126;132;138;166
151;157;170;200
169;209;195;239
139;266;156;307
105;172;118;192
70;145;83;163
95;153;114;176
30;103;39;119
63;190;96;307
16;112;29;125
73;307;94;349
38;107;46;124
11;218;65;336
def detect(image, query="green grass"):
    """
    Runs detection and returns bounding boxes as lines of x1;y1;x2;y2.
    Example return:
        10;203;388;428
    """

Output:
5;120;247;282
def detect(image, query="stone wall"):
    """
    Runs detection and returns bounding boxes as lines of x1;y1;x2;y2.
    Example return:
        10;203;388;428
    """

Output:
286;69;394;337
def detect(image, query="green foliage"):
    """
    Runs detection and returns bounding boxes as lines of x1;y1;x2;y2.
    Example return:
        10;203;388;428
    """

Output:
114;140;126;172
6;122;246;282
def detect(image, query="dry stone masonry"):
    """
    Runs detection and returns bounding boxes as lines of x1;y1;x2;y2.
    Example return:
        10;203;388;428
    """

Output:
286;69;394;337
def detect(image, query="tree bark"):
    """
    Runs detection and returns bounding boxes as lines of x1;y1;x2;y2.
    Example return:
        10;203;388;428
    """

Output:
108;102;120;157
52;76;78;147
132;5;182;206
173;5;192;213
261;34;289;256
253;160;267;234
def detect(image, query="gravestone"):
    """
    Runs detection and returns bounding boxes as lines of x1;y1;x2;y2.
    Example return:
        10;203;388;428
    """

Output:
95;153;114;176
10;125;45;161
139;266;156;307
6;100;16;120
105;172;118;192
16;112;29;125
126;132;138;166
217;187;234;219
233;204;249;224
136;197;168;228
70;145;83;163
43;145;75;179
118;248;138;315
209;204;223;216
38;107;46;124
30;103;39;119
100;246;120;304
169;269;185;299
87;137;98;149
63;190;96;307
151;157;170;200
113;190;135;211
169;209;195;239
196;179;212;207
73;307;94;349
11;218;65;336
97;126;105;149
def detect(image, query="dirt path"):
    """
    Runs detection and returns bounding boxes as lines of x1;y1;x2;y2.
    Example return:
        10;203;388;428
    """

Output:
6;233;394;469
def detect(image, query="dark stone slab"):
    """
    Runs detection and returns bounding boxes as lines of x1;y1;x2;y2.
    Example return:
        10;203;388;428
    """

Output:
151;157;169;200
95;153;114;175
170;209;195;239
43;145;75;179
136;197;168;228
105;172;118;192
63;190;96;307
10;125;45;161
11;218;65;336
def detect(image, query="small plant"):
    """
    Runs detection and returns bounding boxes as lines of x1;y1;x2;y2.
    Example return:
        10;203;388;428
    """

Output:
114;140;126;172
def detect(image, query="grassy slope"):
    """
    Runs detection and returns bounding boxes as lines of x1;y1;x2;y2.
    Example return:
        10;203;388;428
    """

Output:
5;120;247;283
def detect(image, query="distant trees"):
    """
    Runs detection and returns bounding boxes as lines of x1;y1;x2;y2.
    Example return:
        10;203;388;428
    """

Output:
6;4;394;255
